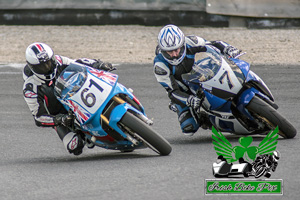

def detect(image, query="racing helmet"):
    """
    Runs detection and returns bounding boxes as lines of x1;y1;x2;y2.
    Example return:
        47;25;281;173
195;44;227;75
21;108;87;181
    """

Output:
157;24;186;65
272;150;280;161
25;42;57;81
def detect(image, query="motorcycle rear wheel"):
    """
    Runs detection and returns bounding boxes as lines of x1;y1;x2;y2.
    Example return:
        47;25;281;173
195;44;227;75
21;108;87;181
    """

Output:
247;96;297;138
120;112;172;155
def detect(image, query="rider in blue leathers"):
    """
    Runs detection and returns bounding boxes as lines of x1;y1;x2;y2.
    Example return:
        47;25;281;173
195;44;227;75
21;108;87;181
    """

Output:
23;42;114;155
153;25;241;135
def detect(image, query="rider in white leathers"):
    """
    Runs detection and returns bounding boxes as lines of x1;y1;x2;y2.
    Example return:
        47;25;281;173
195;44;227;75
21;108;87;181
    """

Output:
23;42;114;155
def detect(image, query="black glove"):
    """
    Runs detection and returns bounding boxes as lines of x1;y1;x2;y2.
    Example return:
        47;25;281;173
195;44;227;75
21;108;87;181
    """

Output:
54;113;73;127
224;45;241;58
186;95;202;111
92;60;116;71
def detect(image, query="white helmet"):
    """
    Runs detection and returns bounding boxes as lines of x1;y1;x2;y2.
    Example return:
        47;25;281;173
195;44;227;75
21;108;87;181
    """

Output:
157;25;186;65
272;150;280;161
25;42;57;81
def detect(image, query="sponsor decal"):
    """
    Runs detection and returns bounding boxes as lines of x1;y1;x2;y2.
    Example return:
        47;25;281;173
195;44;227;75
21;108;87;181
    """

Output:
66;100;91;124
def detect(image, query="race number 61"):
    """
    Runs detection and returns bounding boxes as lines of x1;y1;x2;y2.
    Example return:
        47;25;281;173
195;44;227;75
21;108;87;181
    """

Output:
81;79;104;107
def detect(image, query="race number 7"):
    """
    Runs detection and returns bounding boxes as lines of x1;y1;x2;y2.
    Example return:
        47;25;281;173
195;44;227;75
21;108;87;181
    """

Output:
219;70;234;89
81;79;104;107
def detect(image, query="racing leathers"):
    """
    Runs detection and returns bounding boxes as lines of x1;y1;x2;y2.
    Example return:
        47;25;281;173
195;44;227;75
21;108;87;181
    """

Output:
23;56;113;155
153;35;237;134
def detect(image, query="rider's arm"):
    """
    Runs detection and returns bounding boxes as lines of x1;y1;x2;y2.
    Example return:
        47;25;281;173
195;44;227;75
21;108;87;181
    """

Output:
75;58;115;71
185;35;240;57
153;60;190;106
210;41;241;58
185;35;209;54
210;40;231;53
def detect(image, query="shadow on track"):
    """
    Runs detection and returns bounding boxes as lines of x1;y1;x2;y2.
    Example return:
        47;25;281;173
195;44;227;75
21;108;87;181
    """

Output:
167;129;287;146
0;151;163;166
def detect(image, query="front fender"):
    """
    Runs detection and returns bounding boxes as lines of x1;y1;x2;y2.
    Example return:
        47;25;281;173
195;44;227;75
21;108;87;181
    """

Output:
109;103;145;138
246;71;274;101
236;88;271;120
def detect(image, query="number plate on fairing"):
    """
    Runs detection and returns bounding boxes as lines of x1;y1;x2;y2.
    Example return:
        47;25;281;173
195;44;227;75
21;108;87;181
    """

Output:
202;58;243;99
69;73;113;115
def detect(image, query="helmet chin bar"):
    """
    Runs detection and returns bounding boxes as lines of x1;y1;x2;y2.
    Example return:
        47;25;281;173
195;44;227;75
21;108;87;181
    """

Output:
32;68;57;81
162;45;186;66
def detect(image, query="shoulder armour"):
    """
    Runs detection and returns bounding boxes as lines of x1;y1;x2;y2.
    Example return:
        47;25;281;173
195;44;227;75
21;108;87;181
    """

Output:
186;35;206;47
23;65;33;78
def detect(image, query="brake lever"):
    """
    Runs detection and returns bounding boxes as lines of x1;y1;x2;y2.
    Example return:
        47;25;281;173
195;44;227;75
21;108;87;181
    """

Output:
233;52;247;59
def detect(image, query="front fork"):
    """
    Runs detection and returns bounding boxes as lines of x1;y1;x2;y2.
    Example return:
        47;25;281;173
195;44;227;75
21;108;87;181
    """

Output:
96;95;153;145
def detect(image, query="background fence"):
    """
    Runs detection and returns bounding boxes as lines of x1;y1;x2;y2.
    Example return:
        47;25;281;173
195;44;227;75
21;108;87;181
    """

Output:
1;0;299;28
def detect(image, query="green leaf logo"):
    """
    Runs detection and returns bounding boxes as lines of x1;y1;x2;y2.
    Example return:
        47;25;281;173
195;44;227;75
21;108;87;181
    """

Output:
212;126;278;163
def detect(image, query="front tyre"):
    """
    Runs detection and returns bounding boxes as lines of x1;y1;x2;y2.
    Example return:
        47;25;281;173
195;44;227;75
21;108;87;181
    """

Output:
120;112;172;155
247;96;297;138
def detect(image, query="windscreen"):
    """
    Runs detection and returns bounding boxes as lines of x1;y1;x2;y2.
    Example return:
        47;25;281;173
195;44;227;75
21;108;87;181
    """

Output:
54;63;87;99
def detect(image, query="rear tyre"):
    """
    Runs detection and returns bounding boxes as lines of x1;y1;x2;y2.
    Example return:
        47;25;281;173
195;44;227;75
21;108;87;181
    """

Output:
120;112;172;155
247;96;296;138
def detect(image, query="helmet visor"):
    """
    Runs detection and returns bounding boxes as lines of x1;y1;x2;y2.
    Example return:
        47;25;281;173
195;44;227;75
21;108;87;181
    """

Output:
161;45;185;62
29;57;56;75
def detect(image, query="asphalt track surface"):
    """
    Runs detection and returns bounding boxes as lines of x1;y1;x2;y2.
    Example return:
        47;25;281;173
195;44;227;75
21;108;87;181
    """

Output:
0;63;299;200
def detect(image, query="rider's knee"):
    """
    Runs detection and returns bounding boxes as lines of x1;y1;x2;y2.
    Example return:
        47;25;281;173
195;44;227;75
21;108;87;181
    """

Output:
180;118;199;133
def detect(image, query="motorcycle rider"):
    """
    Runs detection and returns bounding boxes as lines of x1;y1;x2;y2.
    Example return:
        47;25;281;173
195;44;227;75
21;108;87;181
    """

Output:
153;24;241;135
23;42;115;155
251;151;280;178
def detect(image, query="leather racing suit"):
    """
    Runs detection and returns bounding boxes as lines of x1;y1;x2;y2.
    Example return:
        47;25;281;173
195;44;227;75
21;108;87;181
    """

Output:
153;35;233;134
23;56;111;147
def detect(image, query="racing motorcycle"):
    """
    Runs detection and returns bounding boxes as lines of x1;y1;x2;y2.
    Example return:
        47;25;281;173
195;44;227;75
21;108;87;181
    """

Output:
182;46;296;138
54;62;172;155
251;151;280;178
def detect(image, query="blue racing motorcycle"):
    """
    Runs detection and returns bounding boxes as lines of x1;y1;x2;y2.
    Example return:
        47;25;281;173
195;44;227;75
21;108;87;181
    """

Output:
54;63;172;155
182;47;296;138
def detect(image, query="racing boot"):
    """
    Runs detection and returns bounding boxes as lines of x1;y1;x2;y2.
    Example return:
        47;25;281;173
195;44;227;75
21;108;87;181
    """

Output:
199;111;212;130
63;132;84;155
85;138;95;149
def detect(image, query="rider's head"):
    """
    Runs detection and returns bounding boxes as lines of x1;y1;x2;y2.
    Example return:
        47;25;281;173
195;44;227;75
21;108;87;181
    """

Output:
25;42;57;81
272;150;280;162
157;24;186;65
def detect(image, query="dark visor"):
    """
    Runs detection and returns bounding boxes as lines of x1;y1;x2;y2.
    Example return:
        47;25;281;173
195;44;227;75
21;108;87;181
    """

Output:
29;60;54;75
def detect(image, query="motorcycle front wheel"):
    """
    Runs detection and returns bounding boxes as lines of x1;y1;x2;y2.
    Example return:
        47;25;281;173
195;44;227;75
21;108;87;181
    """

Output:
120;112;172;156
254;165;267;178
247;96;297;139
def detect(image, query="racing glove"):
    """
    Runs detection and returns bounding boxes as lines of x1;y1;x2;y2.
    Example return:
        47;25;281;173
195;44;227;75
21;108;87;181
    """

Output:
92;60;116;71
54;113;74;128
186;95;202;111
224;45;241;58
168;102;178;113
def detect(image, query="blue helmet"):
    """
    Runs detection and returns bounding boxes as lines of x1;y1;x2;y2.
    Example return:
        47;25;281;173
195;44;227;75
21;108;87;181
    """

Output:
157;25;186;65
